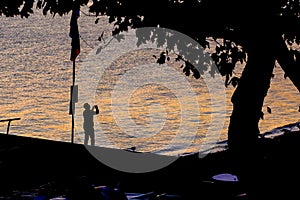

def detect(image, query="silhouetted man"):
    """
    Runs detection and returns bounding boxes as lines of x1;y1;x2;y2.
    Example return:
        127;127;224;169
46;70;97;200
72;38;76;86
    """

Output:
83;103;99;146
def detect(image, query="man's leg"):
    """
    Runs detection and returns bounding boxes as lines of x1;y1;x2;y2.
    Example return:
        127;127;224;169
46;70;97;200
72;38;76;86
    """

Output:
90;129;95;146
84;132;89;145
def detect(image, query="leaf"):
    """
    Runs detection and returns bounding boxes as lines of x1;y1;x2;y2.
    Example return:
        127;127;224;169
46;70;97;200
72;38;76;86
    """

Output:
175;55;183;62
156;57;166;65
157;53;166;65
191;67;200;79
211;53;219;63
287;40;293;45
227;77;239;87
203;40;210;48
100;31;104;38
98;31;105;43
36;0;42;9
267;106;272;114
109;16;115;23
160;51;166;56
96;47;102;55
183;66;190;76
231;77;239;87
225;74;230;87
260;112;264;120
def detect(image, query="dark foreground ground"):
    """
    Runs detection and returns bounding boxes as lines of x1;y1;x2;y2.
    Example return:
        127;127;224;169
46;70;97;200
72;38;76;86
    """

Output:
0;131;300;199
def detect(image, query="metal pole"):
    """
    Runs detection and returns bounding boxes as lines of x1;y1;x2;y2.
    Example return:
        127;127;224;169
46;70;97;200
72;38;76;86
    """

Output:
71;59;76;144
6;121;11;135
0;118;21;135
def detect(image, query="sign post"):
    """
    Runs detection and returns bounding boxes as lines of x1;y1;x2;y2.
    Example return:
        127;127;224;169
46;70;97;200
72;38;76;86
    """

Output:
69;6;80;144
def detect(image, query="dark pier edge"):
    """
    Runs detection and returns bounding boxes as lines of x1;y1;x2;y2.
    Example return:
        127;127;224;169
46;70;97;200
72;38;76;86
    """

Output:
0;132;300;199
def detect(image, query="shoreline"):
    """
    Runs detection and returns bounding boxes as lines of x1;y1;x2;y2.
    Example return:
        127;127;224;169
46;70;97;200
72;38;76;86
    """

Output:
1;130;300;199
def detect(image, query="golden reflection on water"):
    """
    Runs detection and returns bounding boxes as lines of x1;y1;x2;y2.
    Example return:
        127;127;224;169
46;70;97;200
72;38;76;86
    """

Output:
1;11;300;155
260;65;300;133
84;49;217;153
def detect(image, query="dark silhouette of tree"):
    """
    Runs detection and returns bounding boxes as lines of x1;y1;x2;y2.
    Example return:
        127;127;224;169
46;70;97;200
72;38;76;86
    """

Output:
1;0;300;198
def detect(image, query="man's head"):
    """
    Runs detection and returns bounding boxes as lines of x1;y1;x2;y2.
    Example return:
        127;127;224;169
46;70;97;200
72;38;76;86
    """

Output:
83;103;90;110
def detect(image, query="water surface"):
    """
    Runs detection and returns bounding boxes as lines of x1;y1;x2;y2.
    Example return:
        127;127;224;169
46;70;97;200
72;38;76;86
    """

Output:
1;9;299;156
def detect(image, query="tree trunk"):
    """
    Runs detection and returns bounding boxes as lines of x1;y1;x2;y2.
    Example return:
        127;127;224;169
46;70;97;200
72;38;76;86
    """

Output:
227;35;276;151
226;33;277;199
227;32;300;198
227;31;300;150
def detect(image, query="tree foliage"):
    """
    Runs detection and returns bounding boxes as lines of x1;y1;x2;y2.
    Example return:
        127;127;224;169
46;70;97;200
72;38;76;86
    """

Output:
2;0;299;81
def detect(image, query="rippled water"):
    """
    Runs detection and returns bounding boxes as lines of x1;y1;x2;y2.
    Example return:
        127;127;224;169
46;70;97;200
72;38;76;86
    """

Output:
1;8;300;156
